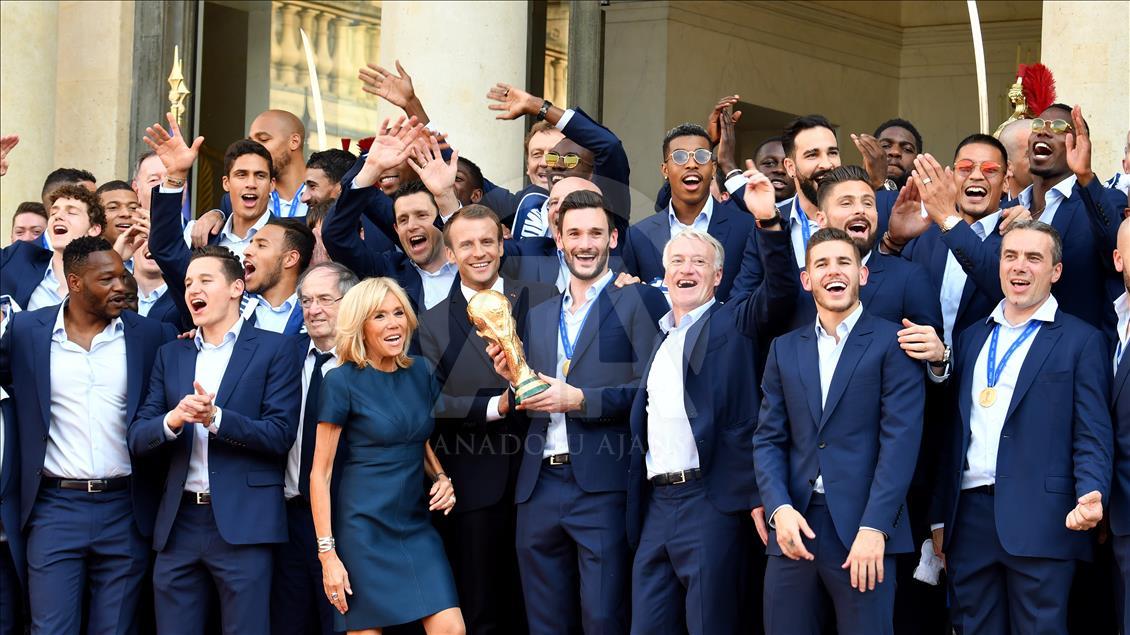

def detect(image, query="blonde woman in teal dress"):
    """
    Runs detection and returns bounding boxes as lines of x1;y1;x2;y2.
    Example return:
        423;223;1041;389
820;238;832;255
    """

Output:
310;277;464;635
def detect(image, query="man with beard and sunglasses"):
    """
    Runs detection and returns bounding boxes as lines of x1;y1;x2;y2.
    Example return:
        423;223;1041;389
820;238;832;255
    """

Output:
488;190;667;635
907;105;1126;335
622;123;755;303
0;237;174;634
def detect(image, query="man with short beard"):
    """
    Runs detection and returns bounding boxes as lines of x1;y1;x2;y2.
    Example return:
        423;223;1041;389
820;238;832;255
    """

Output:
500;175;602;290
874;118;923;189
489;191;667;635
1;237;174;634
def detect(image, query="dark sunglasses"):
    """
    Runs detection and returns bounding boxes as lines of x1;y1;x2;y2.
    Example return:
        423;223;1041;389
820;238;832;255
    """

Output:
1030;118;1073;135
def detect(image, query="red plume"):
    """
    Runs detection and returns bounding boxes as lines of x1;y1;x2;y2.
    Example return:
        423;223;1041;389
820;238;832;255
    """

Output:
1022;63;1056;116
340;138;351;152
357;137;375;153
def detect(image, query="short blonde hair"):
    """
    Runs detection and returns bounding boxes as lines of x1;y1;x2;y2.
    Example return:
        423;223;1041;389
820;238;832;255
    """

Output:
335;277;418;370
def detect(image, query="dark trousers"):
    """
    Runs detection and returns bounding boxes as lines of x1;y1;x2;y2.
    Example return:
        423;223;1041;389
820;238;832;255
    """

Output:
271;498;337;635
438;496;528;635
153;501;273;635
630;479;747;635
764;496;896;635
515;462;628;635
25;486;148;634
946;489;1075;635
0;540;24;635
1113;535;1130;634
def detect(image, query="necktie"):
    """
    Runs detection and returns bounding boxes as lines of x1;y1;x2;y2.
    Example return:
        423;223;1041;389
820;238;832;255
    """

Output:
298;351;334;499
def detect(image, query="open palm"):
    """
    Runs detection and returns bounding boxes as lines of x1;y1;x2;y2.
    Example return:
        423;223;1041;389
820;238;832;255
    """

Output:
142;112;203;177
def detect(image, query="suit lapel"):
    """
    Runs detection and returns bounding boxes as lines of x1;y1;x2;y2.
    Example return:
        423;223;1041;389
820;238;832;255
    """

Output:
681;304;719;421
570;285;617;369
123;316;144;423
215;327;258;408
449;279;494;371
819;318;874;429
1114;346;1130;407
706;205;731;246
284;304;306;335
1048;189;1076;241
529;298;559;375
796;330;823;427
959;323;992;439
860;254;887;308
31;311;55;431
641;216;671;266
1003;319;1062;423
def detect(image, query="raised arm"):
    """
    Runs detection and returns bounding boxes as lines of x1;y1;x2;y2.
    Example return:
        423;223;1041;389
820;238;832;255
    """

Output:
732;170;797;339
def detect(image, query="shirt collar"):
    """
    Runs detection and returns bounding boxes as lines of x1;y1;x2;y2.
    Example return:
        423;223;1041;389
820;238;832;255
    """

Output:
988;294;1059;328
412;260;457;279
460;275;505;302
194;317;245;351
815;301;864;341
42;257;59;284
140;283;168;303
970;210;1002;239
659;297;716;334
51;301;124;343
252;291;298;313
307;340;337;358
1017;174;1077;209
1115;291;1130;341
667;197;714;230
221;210;271;243
564;269;613;311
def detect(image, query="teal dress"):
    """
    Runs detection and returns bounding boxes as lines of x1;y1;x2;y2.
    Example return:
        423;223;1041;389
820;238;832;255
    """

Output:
318;358;458;630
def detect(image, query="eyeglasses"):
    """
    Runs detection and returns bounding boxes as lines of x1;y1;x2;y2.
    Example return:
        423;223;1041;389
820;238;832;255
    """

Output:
954;159;1003;178
545;152;586;169
299;295;343;308
1030;118;1073;135
667;149;714;166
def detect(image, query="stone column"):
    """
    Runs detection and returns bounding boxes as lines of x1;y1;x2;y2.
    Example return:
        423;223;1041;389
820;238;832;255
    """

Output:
1041;0;1130;176
379;0;529;191
567;0;602;117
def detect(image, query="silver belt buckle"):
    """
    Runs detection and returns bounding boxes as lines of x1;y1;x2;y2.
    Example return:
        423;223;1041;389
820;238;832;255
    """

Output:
195;492;208;504
670;470;687;485
87;480;103;493
550;454;568;466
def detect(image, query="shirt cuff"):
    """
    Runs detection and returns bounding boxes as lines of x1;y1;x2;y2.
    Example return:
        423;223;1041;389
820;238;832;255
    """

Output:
158;185;185;194
724;173;748;195
206;407;222;434
768;504;793;529
930;523;944;532
926;362;950;383
162;413;181;440
859;526;888;539
485;395;504;422
555;108;575;130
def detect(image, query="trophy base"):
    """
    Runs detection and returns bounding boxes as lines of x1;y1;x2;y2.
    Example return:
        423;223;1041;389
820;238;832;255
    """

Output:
514;376;550;404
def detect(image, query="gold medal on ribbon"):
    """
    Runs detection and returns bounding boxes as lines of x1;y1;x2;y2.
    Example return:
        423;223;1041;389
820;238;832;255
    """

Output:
978;387;997;408
562;359;571;377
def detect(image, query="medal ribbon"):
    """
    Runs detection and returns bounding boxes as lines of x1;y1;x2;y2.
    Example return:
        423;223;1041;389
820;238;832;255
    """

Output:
559;295;597;374
795;198;813;249
271;184;305;218
986;320;1041;389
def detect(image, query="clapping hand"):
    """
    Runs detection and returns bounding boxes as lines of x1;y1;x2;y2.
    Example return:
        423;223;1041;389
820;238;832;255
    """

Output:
885;183;930;248
1065;104;1093;186
706;95;742;146
112;211;150;263
142;113;203;181
168;381;216;431
911;154;958;226
852;133;887;189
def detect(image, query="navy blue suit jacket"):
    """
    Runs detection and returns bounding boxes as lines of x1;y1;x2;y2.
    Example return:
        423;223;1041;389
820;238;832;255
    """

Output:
622;201;755;302
144;290;187;331
517;282;668;503
501;236;560;288
625;227;799;548
1107;339;1130;536
0;307;175;536
754;311;924;554
933;308;1113;560
482;182;546;229
0;390;25;591
0;240;52;310
935;179;1126;333
129;324;303;549
219;189;396;254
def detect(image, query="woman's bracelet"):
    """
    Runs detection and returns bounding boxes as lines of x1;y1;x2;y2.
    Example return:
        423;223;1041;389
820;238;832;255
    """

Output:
316;536;335;553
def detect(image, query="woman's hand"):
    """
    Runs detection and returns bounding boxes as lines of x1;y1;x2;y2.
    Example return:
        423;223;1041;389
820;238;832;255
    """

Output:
429;474;456;515
320;553;352;615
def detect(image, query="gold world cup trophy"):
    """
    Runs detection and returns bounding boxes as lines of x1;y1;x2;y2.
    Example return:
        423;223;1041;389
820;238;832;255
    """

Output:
466;290;549;404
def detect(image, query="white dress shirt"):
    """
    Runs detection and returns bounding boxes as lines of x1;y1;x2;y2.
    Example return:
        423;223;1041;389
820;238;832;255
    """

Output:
811;303;865;494
0;387;7;542
667;197;714;240
645;299;715;479
137;283;169;318
939;211;1001;346
413;261;458;310
165;184;272;261
247;292;298;333
1016;174;1077;227
553;250;571;294
1114;291;1129;373
28;258;66;311
164;318;244;493
1106;172;1130;196
787;197;822;270
45;306;131;479
544;270;613;457
461;277;509;422
962;295;1058;490
285;343;339;499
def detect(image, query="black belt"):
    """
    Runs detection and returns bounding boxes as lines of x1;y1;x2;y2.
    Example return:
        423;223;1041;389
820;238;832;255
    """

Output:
41;476;129;493
182;491;211;505
650;469;703;487
964;484;995;496
543;453;571;466
286;495;310;508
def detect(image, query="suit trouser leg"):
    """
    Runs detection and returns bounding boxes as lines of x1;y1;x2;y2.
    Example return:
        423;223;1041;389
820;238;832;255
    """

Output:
26;487;147;635
516;465;581;635
0;541;24;634
563;480;628;635
444;498;525;635
1114;535;1130;634
271;500;337;635
630;489;684;635
1000;548;1073;635
944;490;1016;635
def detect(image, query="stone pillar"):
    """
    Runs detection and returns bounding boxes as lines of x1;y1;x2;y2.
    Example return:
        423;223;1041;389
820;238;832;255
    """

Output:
1041;0;1130;176
567;0;602;117
378;0;529;191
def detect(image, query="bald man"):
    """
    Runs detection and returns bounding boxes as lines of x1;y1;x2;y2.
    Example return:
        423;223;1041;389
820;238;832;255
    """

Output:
501;176;603;290
999;118;1032;201
1111;218;1130;633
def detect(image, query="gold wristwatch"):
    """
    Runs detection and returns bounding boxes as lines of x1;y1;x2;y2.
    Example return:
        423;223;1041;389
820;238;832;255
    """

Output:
940;215;962;233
